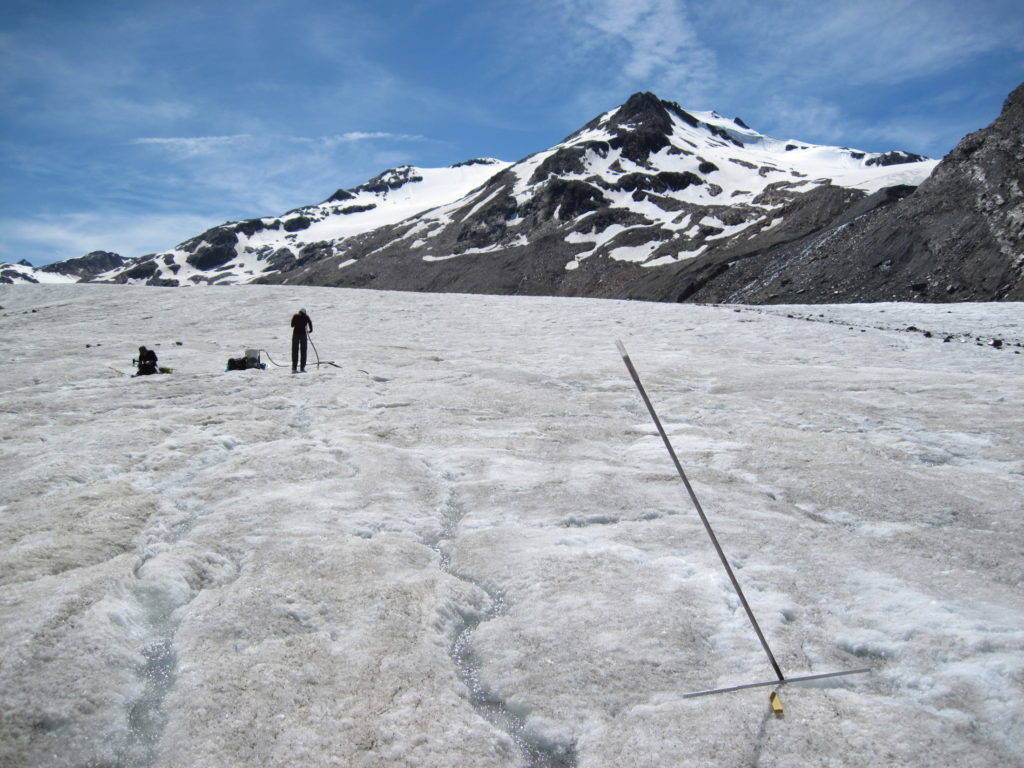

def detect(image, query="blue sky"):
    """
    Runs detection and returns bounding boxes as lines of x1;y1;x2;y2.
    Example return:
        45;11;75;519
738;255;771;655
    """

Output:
2;0;1022;266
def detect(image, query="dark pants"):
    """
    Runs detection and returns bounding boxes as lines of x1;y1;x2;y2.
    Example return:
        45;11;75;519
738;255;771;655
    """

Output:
291;332;307;370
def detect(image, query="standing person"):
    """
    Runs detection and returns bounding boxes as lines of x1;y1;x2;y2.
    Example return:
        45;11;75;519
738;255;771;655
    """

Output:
290;308;313;373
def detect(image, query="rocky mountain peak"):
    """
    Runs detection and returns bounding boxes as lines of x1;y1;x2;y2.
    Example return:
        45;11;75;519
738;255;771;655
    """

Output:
77;84;1022;303
610;91;671;127
41;250;126;277
326;165;424;203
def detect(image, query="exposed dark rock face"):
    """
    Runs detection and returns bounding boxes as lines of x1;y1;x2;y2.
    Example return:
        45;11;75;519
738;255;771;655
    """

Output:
452;158;501;168
296;242;334;266
326;188;356;203
612;171;703;194
324;163;444;203
626;186;909;302
41;251;127;277
111;255;161;283
530;146;592;182
264;247;298;272
2;268;39;284
355;167;424;195
454;192;519;248
710;83;1024;303
337;204;377;215
532;179;608;222
185;228;239;271
866;150;930;167
600;91;724;165
234;219;267;237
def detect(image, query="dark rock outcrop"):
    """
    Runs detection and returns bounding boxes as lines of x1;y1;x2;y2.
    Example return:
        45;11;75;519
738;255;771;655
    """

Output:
1;267;39;284
111;255;161;283
355;167;424;195
41;251;127;278
708;83;1024;303
866;151;930;167
184;228;240;271
282;216;312;233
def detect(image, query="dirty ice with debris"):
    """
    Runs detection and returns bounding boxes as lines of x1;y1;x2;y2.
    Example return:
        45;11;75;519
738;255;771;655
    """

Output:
1;284;1022;768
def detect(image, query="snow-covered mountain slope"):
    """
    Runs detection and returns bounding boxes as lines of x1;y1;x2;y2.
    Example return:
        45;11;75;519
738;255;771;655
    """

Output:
400;95;934;269
703;81;1024;304
275;92;938;295
91;92;936;293
68;84;1024;302
1;262;78;285
2;251;128;285
1;284;1022;767
96;159;510;286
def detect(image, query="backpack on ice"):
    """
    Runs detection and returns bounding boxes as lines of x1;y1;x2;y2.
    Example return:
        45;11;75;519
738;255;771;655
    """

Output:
226;349;265;371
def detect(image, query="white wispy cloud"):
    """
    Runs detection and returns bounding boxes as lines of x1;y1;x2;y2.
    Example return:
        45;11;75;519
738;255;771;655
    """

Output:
577;0;709;81
133;135;254;157
550;0;719;105
688;0;1024;98
297;132;429;146
125;131;436;229
642;0;1024;154
0;30;198;134
0;211;222;265
817;1;1020;85
134;132;428;156
753;90;964;156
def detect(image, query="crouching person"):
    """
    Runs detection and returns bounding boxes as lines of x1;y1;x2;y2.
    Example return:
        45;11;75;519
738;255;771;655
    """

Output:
135;346;158;376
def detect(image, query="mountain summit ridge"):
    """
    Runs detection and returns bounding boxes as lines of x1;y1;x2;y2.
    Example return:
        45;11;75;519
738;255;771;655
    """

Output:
7;86;1022;302
259;90;944;299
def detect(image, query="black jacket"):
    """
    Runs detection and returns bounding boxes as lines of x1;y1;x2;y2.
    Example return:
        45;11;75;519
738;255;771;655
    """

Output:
291;312;312;336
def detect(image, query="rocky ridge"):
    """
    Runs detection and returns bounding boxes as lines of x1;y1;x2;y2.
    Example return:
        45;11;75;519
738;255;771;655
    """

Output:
267;91;945;300
1;251;126;285
14;85;1023;303
642;82;1024;303
94;160;510;287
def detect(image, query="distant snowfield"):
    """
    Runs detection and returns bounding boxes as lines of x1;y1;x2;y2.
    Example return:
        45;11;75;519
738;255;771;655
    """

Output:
0;263;78;284
1;284;1022;768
